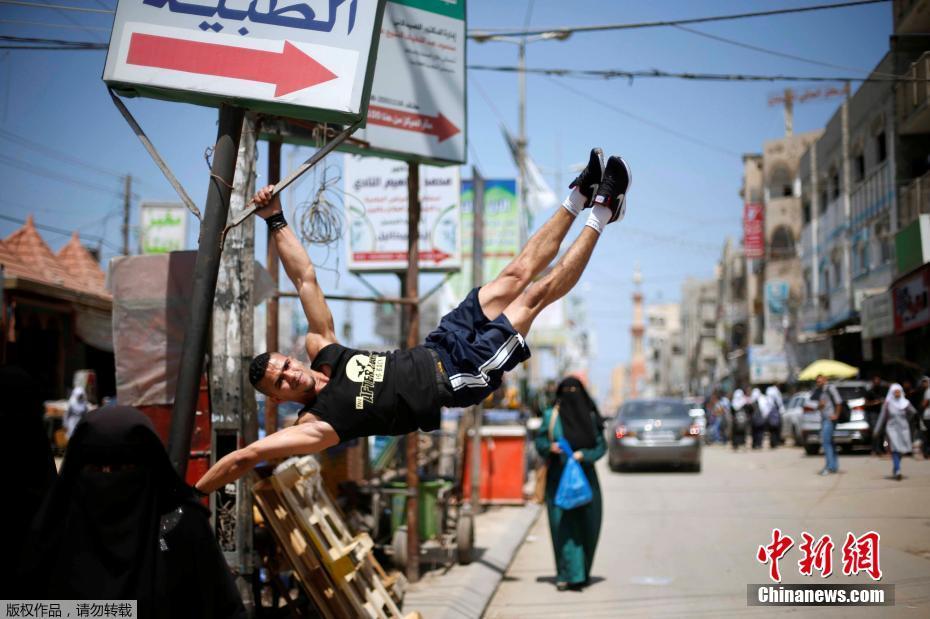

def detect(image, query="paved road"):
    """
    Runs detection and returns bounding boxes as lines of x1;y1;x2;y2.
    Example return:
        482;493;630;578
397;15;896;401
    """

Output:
486;444;930;617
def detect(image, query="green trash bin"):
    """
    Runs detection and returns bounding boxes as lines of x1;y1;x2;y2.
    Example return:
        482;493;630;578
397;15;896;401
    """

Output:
388;480;449;541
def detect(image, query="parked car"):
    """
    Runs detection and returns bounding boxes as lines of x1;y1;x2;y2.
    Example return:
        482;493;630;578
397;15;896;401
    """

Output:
608;399;702;472
781;391;810;446
799;381;870;455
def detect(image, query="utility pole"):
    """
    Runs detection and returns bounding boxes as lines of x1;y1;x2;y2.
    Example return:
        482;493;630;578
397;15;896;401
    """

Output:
403;161;421;583
470;168;485;513
122;174;132;255
517;39;528;246
168;105;245;475
265;139;282;437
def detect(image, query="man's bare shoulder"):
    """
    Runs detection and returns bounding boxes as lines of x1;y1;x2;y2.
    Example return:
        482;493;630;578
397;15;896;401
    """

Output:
305;332;337;359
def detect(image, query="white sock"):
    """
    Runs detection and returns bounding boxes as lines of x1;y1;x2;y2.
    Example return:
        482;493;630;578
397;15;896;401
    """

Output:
561;187;586;216
584;205;612;234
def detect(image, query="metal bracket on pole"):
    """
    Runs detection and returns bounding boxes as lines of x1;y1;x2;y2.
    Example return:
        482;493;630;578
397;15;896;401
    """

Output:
221;118;363;242
108;88;202;221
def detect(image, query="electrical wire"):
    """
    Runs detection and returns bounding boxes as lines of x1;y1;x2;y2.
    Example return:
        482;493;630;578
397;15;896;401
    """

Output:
544;76;740;158
468;0;890;38
0;1;114;14
671;25;901;78
0;18;111;32
0;212;122;251
469;64;923;84
0;128;132;181
0;153;136;198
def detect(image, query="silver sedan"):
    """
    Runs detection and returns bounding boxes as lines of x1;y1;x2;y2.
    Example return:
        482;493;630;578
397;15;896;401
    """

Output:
608;399;703;472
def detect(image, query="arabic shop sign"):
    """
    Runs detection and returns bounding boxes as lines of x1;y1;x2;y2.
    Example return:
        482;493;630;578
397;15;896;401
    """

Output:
343;153;461;272
349;0;466;164
141;202;187;254
103;0;387;124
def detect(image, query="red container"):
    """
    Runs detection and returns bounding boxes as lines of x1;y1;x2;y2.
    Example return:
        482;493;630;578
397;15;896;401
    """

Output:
462;425;526;505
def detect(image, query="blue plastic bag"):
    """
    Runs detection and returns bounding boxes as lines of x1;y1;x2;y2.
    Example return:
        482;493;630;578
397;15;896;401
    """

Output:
554;437;593;510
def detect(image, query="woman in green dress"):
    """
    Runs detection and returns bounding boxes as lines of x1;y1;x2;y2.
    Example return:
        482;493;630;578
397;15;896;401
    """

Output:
535;376;606;590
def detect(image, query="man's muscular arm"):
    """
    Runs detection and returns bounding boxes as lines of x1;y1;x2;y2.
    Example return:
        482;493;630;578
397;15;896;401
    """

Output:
254;185;336;353
194;416;339;493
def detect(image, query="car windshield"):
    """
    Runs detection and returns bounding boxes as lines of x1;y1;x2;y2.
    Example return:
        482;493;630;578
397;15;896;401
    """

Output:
621;401;691;420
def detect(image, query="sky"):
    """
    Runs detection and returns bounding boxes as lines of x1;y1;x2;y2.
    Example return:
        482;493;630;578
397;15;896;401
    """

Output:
0;0;894;402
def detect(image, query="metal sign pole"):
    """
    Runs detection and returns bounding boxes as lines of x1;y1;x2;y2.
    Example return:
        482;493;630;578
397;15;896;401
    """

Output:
265;139;282;437
470;168;485;512
404;161;422;583
168;104;245;475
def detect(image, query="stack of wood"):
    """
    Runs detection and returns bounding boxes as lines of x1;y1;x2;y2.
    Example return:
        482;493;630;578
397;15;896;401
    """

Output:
252;456;418;619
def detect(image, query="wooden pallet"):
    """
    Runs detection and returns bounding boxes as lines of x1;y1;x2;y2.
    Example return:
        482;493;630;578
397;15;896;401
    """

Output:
252;456;412;619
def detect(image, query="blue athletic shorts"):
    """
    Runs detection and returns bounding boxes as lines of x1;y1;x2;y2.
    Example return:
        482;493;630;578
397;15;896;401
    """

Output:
423;287;532;407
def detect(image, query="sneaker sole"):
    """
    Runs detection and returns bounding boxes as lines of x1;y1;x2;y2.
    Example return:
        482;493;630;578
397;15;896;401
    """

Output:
607;156;633;224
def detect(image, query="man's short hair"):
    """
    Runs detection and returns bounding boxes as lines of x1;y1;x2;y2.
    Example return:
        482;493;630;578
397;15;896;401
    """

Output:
249;352;271;391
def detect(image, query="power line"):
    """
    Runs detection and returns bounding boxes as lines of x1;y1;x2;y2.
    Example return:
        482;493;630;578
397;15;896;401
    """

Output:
544;76;740;158
0;212;121;251
672;25;900;78
469;64;923;84
469;0;890;38
0;128;130;181
0;153;136;198
0;18;111;32
0;1;114;14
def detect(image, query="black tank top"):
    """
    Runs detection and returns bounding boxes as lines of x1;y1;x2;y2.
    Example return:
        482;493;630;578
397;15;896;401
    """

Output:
304;343;443;442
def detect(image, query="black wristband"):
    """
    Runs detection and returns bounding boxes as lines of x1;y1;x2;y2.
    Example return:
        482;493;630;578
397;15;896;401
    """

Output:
265;212;287;231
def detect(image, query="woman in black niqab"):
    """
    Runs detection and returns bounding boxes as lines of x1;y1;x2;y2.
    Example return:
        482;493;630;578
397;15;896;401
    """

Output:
19;405;245;619
555;376;604;450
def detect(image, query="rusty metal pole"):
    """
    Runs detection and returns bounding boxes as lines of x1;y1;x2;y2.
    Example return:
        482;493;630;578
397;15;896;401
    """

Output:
404;161;421;582
265;139;281;436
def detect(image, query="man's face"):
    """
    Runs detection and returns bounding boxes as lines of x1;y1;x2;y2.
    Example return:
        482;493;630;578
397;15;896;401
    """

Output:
815;375;827;387
258;353;315;403
872;376;882;387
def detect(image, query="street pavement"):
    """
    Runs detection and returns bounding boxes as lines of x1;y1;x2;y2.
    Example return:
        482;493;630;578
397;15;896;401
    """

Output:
486;444;930;618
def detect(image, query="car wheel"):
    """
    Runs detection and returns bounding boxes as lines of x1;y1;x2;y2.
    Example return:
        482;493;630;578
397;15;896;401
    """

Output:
804;444;819;456
692;461;702;473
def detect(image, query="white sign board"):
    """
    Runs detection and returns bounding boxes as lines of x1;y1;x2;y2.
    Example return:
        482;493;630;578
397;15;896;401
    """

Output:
103;0;386;124
350;0;466;164
344;154;460;271
749;345;789;384
141;202;187;254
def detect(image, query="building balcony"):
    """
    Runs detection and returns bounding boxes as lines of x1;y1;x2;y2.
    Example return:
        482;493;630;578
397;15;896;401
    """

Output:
899;51;930;134
816;196;847;252
850;161;893;230
894;0;930;34
899;169;930;230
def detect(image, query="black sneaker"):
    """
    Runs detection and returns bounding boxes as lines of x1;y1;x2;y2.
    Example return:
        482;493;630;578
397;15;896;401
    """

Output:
568;148;605;206
592;155;632;224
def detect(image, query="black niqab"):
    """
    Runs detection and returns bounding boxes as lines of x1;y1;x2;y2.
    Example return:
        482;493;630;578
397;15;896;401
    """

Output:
555;377;603;450
19;406;245;618
0;365;57;597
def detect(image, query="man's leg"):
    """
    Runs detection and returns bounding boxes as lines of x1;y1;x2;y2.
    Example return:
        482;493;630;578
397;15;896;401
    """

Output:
502;155;630;335
477;149;606;320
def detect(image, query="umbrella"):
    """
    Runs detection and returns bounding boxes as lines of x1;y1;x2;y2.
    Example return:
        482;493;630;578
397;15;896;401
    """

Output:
797;359;859;381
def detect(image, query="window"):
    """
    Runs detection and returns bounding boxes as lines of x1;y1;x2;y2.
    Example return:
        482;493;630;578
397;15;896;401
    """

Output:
830;168;841;200
856;241;869;275
854;153;865;182
804;269;813;300
770;225;796;259
820;189;829;213
802;199;812;224
768;163;793;198
876;131;887;163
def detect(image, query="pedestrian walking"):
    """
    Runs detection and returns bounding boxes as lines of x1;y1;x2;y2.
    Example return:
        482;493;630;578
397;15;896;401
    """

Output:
535;376;605;591
18;406;246;617
64;385;89;440
730;389;749;451
916;376;930;460
875;384;917;481
805;374;842;475
766;385;784;448
864;375;886;455
750;388;767;449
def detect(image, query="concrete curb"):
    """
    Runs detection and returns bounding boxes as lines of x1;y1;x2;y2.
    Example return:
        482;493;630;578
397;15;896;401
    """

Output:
403;503;543;619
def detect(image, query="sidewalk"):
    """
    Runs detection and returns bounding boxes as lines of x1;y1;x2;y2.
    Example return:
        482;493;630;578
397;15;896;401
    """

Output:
402;503;541;619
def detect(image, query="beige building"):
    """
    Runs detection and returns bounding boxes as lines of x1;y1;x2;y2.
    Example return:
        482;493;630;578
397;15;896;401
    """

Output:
644;303;685;398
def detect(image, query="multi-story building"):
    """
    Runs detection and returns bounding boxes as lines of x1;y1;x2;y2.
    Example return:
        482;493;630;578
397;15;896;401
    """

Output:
643;303;685;398
798;20;930;368
715;237;749;389
681;277;718;394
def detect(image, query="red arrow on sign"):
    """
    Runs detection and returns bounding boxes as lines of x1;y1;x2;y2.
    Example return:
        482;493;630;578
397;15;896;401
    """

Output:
367;105;460;142
419;248;452;264
352;248;452;264
126;32;337;97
